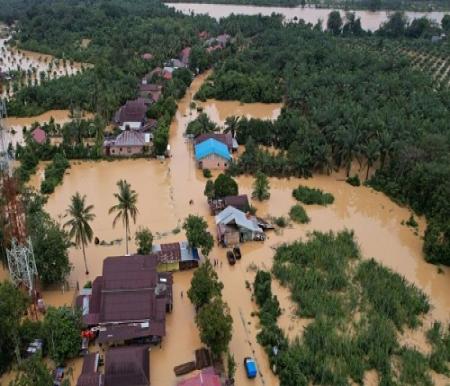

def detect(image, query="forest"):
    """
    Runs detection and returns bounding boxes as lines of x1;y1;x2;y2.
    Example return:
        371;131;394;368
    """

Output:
165;0;450;11
194;13;450;266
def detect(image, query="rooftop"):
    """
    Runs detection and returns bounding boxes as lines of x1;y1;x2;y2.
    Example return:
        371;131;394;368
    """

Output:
215;206;262;233
115;99;147;124
195;138;231;161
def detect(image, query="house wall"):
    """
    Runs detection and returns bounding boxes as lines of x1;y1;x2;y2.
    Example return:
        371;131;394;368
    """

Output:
224;231;240;247
109;145;143;157
198;154;229;170
157;262;180;272
120;121;142;131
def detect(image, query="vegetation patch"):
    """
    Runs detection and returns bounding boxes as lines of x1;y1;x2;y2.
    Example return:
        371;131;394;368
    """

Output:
40;153;70;194
346;174;361;187
254;230;439;385
288;204;310;224
292;185;335;206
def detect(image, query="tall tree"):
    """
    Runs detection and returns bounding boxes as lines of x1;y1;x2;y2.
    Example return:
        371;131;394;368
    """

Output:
183;215;214;257
252;171;270;201
224;115;240;138
188;259;223;309
196;297;233;358
64;192;95;275
363;140;380;180
109;179;139;255
327;11;343;35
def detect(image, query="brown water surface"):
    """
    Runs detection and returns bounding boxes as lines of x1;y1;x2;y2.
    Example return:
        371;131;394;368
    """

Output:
2;72;449;385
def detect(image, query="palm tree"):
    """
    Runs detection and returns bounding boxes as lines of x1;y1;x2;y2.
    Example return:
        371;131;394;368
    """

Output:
64;193;95;275
224;115;240;138
363;139;380;180
109;180;139;255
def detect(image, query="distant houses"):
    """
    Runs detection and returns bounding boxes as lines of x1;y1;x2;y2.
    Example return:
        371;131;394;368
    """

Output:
205;33;231;53
194;138;232;170
114;99;148;131
31;127;47;144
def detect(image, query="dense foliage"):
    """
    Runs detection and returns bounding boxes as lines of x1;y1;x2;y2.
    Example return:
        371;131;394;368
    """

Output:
188;259;223;309
292;186;334;205
254;231;438;385
288;204;310;223
135;227;154;254
40;153;70;194
42;306;82;365
183;215;214;256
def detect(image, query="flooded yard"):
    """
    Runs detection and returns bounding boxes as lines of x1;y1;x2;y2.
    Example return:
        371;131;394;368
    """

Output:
2;72;449;385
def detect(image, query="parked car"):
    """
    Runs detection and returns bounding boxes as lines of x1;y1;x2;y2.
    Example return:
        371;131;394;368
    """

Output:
53;367;65;386
233;246;242;260
226;250;236;265
244;357;257;379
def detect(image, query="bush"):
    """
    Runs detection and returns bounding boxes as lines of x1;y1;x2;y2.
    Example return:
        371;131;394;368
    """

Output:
406;214;418;228
346;175;361;186
289;204;310;224
40;153;70;194
203;168;212;178
135;227;153;254
292;186;334;206
274;216;288;228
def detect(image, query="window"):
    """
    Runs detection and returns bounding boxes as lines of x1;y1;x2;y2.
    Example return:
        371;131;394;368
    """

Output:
224;163;227;167
217;163;220;167
119;147;123;151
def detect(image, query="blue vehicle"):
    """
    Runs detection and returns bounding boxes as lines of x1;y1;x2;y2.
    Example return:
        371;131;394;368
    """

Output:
244;357;257;379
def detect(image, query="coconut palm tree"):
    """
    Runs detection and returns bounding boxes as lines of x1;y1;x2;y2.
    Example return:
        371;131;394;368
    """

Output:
64;192;95;275
224;115;240;138
109;180;139;255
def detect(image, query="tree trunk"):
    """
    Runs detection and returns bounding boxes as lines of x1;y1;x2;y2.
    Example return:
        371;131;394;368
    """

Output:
346;161;351;178
366;163;370;181
82;241;89;275
125;218;129;255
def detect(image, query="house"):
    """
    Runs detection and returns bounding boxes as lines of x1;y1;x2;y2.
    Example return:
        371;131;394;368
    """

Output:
114;99;147;131
31;127;47;144
77;347;150;386
139;83;163;104
105;346;150;386
215;206;265;247
194;132;238;152
76;353;103;386
209;194;250;215
103;130;152;157
152;241;200;272
177;367;221;386
76;254;173;346
194;138;231;170
162;67;174;80
216;34;231;47
180;47;191;66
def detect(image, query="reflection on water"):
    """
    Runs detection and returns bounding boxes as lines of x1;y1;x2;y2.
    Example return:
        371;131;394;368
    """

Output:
1;71;448;385
166;3;448;31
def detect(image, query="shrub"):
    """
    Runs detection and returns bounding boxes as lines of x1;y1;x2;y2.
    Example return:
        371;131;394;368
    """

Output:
135;227;153;254
274;216;288;228
406;215;418;228
203;168;212;178
346;175;361;186
292;186;334;205
289;204;310;224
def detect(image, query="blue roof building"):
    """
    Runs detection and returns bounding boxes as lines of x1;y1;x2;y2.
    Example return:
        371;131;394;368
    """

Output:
195;138;231;161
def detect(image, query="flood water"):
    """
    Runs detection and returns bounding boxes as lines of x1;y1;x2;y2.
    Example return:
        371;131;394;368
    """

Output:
166;3;448;30
1;72;448;385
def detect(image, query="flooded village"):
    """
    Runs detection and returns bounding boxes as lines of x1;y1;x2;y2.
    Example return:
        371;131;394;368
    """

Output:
0;7;450;386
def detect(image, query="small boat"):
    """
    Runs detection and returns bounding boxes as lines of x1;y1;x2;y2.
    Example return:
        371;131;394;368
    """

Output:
227;250;236;265
233;246;242;260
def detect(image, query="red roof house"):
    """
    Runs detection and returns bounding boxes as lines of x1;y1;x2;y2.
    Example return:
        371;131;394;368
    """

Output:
141;53;153;61
177;368;221;386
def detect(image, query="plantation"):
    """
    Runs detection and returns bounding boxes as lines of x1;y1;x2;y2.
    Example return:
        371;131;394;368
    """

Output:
292;186;335;206
254;230;441;385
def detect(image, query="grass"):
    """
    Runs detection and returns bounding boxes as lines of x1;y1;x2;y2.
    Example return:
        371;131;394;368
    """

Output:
289;204;310;224
253;230;437;385
292;185;334;206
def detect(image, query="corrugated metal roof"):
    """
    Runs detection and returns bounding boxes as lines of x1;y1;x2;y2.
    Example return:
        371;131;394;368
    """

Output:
215;206;262;233
194;138;231;161
113;131;145;147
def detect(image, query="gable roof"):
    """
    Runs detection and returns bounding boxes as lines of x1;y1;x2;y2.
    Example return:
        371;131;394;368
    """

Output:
105;346;150;386
111;130;145;147
115;99;147;124
215;206;262;233
195;138;231;161
178;368;221;386
194;132;233;150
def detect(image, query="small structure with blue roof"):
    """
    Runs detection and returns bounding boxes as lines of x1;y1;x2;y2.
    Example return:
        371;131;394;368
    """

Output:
244;357;258;379
194;138;232;170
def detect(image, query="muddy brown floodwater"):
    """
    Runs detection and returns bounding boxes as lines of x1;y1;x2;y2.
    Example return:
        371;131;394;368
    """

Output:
2;72;449;385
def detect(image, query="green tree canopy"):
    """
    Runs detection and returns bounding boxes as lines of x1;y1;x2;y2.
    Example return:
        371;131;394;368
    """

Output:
9;355;56;386
188;259;223;309
42;307;81;365
195;297;233;358
252;171;270;201
183;215;214;256
135;227;153;254
327;11;343;35
213;173;238;199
